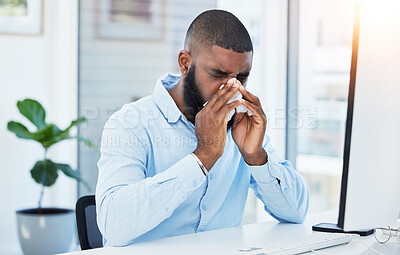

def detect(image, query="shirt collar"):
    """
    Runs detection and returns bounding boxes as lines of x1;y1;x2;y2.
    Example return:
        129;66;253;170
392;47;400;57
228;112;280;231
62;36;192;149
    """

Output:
152;73;183;123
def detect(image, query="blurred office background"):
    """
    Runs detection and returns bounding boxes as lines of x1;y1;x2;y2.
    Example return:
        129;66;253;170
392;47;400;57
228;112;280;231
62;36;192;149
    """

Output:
0;0;355;253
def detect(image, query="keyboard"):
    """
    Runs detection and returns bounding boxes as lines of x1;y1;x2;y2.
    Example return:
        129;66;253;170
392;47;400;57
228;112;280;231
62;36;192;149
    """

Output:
219;232;359;255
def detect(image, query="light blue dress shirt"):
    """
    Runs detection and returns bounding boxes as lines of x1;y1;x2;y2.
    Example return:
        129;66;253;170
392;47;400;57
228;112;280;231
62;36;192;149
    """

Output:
96;73;310;247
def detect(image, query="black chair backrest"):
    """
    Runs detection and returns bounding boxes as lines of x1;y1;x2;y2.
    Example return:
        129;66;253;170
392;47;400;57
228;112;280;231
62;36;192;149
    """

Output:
75;195;103;250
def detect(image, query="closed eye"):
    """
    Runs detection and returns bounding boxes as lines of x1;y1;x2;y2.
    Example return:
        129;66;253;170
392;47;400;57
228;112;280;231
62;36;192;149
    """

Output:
209;73;223;78
237;72;250;82
210;69;229;78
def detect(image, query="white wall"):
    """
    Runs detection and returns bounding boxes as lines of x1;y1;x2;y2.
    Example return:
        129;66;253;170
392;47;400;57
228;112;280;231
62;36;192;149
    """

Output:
0;0;78;253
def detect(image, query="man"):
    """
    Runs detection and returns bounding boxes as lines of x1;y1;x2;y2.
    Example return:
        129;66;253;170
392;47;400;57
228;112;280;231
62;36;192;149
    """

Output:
96;10;309;247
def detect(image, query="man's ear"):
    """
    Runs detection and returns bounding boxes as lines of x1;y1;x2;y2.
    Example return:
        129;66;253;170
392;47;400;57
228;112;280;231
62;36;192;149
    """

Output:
178;50;191;75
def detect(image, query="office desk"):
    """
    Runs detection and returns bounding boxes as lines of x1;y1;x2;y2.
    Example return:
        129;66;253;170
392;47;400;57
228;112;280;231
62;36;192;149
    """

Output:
63;211;399;255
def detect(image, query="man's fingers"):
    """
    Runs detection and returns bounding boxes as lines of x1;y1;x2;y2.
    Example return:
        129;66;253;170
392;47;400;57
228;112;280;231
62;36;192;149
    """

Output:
238;85;264;114
207;80;234;108
240;100;265;121
206;78;241;110
213;84;240;111
220;99;244;119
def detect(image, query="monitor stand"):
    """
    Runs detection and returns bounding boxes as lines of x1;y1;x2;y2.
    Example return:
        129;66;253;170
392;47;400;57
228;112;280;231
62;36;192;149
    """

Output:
312;223;374;236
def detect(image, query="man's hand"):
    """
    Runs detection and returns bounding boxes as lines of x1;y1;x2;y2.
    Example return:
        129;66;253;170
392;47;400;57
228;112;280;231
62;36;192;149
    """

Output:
231;85;268;166
193;80;244;171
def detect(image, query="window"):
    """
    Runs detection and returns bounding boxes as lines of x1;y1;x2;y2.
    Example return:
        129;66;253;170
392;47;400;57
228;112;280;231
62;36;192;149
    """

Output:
289;0;356;213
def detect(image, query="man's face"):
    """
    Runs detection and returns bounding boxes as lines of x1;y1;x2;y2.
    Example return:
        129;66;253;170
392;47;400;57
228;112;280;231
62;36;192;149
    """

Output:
183;45;253;129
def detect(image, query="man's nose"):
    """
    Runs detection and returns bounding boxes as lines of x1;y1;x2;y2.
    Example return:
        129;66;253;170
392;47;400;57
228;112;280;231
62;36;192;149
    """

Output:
223;76;240;85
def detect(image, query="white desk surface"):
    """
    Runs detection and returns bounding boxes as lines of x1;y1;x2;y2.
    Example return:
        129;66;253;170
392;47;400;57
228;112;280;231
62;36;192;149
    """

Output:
62;210;399;255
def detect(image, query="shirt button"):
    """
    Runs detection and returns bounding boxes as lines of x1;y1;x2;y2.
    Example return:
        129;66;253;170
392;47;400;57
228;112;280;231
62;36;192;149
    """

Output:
192;180;199;187
201;205;208;211
209;173;214;180
284;187;289;193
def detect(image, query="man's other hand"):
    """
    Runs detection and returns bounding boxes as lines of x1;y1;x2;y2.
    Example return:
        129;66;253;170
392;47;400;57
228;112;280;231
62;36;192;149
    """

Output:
231;85;268;166
193;80;243;171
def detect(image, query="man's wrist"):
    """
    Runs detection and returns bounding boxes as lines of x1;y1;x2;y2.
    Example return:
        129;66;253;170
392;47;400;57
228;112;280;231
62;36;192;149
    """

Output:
242;148;268;166
192;148;219;171
191;153;208;176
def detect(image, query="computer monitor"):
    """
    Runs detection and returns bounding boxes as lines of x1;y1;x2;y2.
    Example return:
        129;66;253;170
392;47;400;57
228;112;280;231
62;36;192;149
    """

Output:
312;0;400;236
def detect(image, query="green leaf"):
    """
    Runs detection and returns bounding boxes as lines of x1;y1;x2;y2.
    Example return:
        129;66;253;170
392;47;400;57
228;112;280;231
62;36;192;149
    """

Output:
55;163;91;191
29;124;63;148
17;99;46;129
55;117;86;139
41;135;73;149
8;99;93;150
7;121;38;140
54;163;80;179
33;124;65;148
7;122;71;149
75;135;96;148
30;160;59;187
67;117;86;131
38;118;92;149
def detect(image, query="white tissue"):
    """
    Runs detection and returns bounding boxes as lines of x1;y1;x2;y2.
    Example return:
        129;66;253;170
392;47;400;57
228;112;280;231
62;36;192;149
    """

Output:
227;91;253;121
202;78;253;121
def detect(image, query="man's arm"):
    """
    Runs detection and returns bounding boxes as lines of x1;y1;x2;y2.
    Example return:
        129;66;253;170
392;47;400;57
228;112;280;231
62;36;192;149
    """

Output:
96;112;205;247
245;134;310;223
97;81;244;246
230;83;309;223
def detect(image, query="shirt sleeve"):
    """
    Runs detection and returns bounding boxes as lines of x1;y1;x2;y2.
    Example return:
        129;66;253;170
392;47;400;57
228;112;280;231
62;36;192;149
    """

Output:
95;109;205;247
245;134;310;223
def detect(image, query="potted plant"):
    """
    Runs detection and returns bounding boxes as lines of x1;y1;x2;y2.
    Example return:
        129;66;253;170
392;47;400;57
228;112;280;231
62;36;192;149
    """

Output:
7;98;92;255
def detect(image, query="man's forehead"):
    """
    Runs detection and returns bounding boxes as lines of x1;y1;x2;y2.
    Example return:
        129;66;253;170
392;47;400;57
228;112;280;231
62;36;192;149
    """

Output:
199;46;253;74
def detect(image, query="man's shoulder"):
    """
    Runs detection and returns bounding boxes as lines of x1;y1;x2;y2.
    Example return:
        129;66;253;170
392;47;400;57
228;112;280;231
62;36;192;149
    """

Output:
114;95;157;116
106;95;159;130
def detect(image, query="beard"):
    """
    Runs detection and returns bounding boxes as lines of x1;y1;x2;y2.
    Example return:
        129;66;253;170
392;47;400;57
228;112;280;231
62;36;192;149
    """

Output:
183;65;234;130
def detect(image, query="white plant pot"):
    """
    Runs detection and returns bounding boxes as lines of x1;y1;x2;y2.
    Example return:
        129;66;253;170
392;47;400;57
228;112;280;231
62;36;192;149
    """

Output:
16;208;75;255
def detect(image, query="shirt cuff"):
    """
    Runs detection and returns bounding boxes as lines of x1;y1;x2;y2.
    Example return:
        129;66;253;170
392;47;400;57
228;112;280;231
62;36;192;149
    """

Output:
171;154;206;195
245;153;284;184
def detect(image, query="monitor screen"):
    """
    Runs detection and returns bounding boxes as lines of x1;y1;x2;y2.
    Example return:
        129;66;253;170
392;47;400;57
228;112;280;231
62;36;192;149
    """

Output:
313;0;400;235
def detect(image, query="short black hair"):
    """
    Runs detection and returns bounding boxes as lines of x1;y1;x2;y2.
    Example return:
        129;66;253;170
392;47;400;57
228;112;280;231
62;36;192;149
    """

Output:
184;10;253;55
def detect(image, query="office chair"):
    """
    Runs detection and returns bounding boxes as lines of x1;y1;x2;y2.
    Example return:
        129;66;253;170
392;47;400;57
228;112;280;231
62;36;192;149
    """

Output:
75;195;103;250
